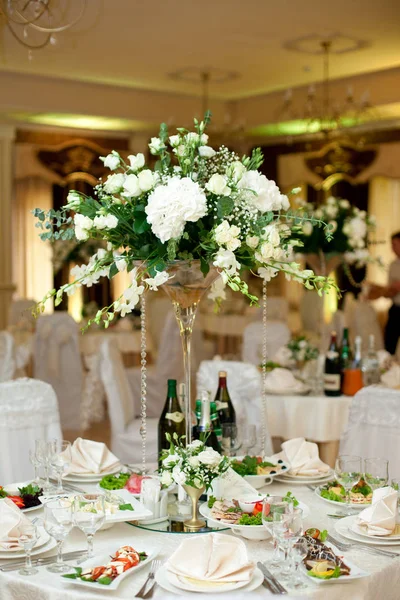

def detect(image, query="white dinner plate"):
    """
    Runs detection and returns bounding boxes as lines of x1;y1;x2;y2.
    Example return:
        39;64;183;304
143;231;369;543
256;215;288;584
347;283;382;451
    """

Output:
275;470;334;485
265;385;310;396
62;547;158;590
314;485;371;510
351;521;400;541
63;465;122;483
155;564;264;595
230;456;290;490
0;535;57;560
335;516;400;548
0;526;49;554
3;481;44;513
305;551;369;585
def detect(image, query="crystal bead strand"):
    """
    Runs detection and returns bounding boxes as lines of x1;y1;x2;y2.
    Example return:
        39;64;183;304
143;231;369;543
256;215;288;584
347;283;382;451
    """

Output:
140;293;147;474
261;278;268;455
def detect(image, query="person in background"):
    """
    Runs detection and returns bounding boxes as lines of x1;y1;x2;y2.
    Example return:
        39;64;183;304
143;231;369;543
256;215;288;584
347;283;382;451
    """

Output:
383;232;400;355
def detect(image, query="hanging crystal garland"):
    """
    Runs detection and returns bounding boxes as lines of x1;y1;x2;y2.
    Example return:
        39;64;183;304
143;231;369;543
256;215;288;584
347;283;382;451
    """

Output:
261;278;268;455
140;293;147;474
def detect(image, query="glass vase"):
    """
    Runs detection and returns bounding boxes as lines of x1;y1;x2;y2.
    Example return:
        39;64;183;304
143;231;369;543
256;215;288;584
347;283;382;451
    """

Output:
161;260;219;445
182;484;206;531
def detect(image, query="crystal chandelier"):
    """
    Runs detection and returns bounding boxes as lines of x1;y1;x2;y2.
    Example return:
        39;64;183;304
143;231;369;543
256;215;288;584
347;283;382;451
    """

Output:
0;0;87;50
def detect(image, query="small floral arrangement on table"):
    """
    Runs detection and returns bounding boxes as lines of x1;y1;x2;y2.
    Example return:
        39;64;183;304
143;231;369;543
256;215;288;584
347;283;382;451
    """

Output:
286;335;319;364
159;434;230;490
32;112;338;328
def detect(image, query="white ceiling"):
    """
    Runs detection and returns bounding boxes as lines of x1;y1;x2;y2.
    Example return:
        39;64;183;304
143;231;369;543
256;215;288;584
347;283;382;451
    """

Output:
0;0;400;100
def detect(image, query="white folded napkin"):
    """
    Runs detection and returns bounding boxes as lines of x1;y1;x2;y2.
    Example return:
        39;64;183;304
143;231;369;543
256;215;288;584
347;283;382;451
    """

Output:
0;498;33;550
264;368;306;393
167;533;254;583
381;364;400;389
209;467;260;500
273;347;294;368
63;438;121;475
273;437;330;476
356;486;398;536
377;349;393;371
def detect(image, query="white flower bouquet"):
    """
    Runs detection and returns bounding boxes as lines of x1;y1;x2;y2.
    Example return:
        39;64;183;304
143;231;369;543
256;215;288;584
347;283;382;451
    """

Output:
286;335;319;363
159;434;230;490
33;113;338;325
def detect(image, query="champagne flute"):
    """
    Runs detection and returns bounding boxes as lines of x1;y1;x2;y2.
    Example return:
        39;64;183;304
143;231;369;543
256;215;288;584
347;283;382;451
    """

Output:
364;458;389;491
262;495;293;571
43;499;73;573
49;440;71;493
73;494;106;559
334;455;362;515
35;439;53;493
18;524;38;576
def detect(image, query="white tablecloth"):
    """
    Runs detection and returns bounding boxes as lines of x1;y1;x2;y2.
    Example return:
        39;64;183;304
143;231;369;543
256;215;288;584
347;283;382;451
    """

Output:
1;480;399;599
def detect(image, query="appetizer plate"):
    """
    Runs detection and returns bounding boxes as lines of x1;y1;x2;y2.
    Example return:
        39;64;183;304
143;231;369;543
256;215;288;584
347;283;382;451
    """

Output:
62;547;158;591
3;481;43;513
335;516;400;548
63;465;122;483
305;553;369;585
0;534;57;559
0;527;49;554
156;564;264;595
230;456;290;490
314;486;370;510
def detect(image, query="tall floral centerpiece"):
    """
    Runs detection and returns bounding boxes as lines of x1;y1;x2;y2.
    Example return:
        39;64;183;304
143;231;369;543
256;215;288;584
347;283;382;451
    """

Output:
33;113;337;462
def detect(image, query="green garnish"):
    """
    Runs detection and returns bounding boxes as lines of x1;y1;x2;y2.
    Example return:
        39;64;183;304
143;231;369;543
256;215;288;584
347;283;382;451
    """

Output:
283;491;299;507
99;473;130;490
119;503;134;511
208;495;217;508
18;484;41;497
97;577;113;585
237;512;262;526
0;487;8;498
139;552;148;561
226;506;242;513
320;490;345;503
319;529;328;542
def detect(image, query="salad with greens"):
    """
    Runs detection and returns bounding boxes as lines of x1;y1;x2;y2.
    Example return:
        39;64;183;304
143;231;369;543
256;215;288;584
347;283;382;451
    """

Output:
318;479;372;505
231;455;287;477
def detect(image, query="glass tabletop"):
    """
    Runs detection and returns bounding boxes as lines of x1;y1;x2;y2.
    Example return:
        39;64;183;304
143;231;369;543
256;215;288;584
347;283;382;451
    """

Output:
128;517;229;534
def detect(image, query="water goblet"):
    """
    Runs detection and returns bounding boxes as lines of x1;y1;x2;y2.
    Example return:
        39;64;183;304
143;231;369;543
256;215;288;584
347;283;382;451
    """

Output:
18;524;38;576
364;458;389;491
73;494;106;559
291;538;309;589
49;440;71;493
262;495;293;571
35;439;53;493
29;448;41;485
242;425;257;455
334;455;362;515
272;508;303;580
221;423;241;457
43;499;73;573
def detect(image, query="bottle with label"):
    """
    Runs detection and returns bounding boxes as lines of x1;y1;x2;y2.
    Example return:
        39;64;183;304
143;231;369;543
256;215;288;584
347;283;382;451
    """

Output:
324;332;341;397
192;390;221;452
210;401;223;446
342;336;364;396
214;371;236;426
362;334;381;385
158;379;185;465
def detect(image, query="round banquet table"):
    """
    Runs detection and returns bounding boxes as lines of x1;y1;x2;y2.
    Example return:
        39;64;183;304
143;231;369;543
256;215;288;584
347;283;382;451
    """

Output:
266;394;352;467
1;479;399;600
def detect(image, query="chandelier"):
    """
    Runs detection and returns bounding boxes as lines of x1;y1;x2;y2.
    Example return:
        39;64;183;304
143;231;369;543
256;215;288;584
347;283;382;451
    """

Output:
279;37;374;136
0;0;87;50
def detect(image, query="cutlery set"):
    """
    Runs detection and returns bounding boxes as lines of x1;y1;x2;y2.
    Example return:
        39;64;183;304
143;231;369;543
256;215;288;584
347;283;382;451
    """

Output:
257;562;287;594
327;533;400;559
135;559;161;598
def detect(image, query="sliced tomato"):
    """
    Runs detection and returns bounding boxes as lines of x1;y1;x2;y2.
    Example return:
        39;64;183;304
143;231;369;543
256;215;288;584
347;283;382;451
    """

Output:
252;502;263;515
9;495;25;509
91;566;106;580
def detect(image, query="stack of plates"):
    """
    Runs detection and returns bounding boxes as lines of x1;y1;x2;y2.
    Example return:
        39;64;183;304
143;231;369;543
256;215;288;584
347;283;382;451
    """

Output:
155;565;264;595
0;526;57;560
274;469;334;485
63;465;121;484
335;515;400;548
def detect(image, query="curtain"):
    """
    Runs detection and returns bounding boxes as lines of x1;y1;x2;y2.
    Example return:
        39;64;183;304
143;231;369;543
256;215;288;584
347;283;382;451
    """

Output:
13;177;53;309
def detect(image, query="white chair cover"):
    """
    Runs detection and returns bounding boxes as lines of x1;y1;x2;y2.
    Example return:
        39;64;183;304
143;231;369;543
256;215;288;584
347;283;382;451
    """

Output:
339;386;400;479
0;378;62;482
196;360;272;455
100;340;157;463
246;297;289;323
331;310;345;344
0;331;15;382
242;321;291;366
352;301;384;350
7;299;36;328
33;313;83;430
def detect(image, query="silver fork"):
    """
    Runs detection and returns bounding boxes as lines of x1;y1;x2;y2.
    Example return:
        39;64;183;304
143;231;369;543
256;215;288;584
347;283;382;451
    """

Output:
327;533;400;558
135;559;161;598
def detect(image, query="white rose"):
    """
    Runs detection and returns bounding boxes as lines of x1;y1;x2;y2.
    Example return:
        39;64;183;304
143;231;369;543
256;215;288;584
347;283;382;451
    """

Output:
66;190;81;209
200;133;209;144
138;169;155;192
149;137;164;155
188;456;200;468
74;214;93;241
172;466;187;486
263;224;280;246
228;161;246;182
123;174;141;198
93;214;118;230
127;153;145;172
259;242;275;261
348;216;367;239
206;174;231;196
213;249;240;275
302;221;313;236
327;196;337;205
186;132;199;143
246;235;259;249
238;170;287;213
104;173;125;194
197;448;222;467
162;454;180;467
226;237;241;251
100;151;120;171
169;135;180;147
198;145;216;158
339;199;350;209
160;471;173;486
188;439;204;449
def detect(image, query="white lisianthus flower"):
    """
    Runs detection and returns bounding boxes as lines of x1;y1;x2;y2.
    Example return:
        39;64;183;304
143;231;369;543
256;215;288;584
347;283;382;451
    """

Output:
123;174;141;198
104;173;125;194
100;151;120;171
74;214;93;241
143;269;170;291
127;153;145;172
160;471;173;486
302;221;313;236
188;456;200;468
138;169;156;192
206;174;231;196
263;224;281;246
66;190;81;209
162;454;180;467
188;439;204;449
186;132;199;143
93;214;118;230
172;466;187;486
197;448;222;467
200;133;209;144
169;134;180;147
198;145;216;158
258;265;279;282
115;278;144;317
208;276;227;302
238;171;288;212
246;235;259;249
173;144;186;157
213;249;241;275
145;176;208;243
227;161;246;182
339;199;350;209
148;137;164;155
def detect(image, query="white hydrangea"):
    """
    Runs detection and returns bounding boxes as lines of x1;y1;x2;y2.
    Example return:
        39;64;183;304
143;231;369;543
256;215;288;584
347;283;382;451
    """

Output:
127;153;145;172
145;176;207;243
74;214;93;241
238;171;289;213
93;214;118;230
104;173;125;194
346;215;368;240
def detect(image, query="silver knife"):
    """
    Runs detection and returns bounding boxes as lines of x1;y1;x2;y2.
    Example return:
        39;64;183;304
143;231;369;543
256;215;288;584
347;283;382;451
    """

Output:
257;562;287;595
0;550;87;572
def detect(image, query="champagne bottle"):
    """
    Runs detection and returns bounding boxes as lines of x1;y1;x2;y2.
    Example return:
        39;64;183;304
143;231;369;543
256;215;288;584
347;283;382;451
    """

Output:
324;332;341;397
352;335;363;369
210;401;223;446
158;379;185;465
214;371;236;425
339;327;352;391
192;391;221;452
362;334;380;385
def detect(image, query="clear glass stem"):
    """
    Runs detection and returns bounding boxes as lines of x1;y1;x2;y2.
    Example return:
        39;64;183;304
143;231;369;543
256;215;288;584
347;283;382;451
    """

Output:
270;537;281;565
86;534;94;558
345;486;351;514
56;540;64;564
25;548;32;570
44;465;50;487
56;469;63;493
33;465;39;483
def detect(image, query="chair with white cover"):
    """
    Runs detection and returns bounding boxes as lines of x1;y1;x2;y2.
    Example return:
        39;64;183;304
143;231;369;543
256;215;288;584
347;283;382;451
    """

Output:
352;301;384;350
100;340;158;463
331;310;345;344
339;386;400;479
242;321;291;366
246;297;289;323
0;331;15;382
196;360;272;455
33;312;83;431
0;378;62;482
7;298;36;328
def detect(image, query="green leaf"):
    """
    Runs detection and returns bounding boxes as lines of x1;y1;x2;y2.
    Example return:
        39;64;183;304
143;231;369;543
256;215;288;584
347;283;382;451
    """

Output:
108;262;119;279
133;212;150;234
217;197;234;218
119;503;134;511
200;257;210;276
97;577;113;585
62;573;79;579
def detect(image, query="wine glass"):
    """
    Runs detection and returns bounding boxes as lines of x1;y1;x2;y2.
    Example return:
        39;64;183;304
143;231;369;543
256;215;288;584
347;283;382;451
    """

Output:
221;423;241;457
43;499;73;573
49;440;71;493
35;439;53;493
280;508;303;580
242;425;257;455
262;496;293;570
291;538;308;589
29;448;41;485
73;494;106;559
364;458;389;491
334;455;361;515
18;524;38;576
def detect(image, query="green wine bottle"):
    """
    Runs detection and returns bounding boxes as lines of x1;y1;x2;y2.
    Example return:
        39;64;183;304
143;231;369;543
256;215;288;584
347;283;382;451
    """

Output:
192;391;222;452
324;332;341;397
214;371;236;425
158;379;186;465
210;401;223;446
